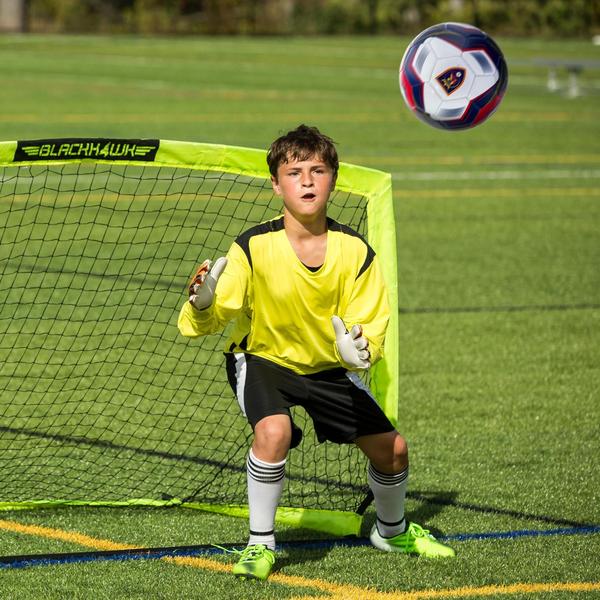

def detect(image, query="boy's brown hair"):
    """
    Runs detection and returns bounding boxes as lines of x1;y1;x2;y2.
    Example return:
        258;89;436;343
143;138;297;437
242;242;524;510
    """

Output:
267;124;339;179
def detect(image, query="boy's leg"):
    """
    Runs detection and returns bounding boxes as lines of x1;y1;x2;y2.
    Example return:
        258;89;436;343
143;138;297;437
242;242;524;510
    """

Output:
356;431;455;558
232;414;291;580
356;431;409;537
247;414;291;549
225;354;301;578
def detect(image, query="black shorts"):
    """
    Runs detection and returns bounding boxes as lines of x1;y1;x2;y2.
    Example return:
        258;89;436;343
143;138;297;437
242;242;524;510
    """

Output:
225;353;395;444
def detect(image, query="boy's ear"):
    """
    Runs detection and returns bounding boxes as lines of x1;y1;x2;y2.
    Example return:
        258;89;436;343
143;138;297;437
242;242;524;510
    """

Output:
271;175;282;196
330;173;337;191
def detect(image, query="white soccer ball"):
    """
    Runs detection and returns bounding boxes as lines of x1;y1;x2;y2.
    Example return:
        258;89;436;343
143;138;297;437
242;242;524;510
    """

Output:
399;22;508;130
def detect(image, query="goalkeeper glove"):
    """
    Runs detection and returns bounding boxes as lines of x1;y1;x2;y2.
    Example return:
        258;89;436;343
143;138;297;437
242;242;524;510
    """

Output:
188;257;228;310
331;315;371;370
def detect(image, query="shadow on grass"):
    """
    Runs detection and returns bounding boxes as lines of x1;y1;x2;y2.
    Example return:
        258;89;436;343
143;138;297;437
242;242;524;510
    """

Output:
408;489;595;528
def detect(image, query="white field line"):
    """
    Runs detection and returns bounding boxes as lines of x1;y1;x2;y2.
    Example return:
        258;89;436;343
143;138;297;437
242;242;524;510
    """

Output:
392;169;600;181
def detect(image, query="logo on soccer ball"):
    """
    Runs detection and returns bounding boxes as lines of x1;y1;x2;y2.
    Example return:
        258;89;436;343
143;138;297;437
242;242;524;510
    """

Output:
435;67;466;95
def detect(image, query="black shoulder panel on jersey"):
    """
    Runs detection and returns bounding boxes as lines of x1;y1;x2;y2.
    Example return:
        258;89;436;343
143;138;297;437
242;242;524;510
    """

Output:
327;218;375;279
356;244;376;279
234;216;285;270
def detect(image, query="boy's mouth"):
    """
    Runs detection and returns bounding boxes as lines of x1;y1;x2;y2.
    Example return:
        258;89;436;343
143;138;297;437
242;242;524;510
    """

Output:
302;193;316;200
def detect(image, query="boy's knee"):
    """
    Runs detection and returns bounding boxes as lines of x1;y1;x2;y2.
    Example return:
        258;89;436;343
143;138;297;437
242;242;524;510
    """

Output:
392;433;409;471
252;415;291;462
372;431;408;474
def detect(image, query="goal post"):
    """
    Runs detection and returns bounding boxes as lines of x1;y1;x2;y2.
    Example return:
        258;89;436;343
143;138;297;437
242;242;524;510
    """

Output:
0;138;397;537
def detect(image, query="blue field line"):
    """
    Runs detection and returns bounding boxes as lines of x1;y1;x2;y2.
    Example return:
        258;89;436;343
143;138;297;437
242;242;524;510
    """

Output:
441;525;600;543
0;525;598;570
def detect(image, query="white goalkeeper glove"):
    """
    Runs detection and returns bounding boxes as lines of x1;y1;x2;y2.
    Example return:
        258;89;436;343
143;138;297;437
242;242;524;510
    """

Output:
188;257;228;310
331;315;371;370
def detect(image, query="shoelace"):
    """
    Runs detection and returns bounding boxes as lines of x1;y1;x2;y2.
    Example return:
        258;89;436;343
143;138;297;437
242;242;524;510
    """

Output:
408;523;432;538
212;543;268;561
239;545;267;562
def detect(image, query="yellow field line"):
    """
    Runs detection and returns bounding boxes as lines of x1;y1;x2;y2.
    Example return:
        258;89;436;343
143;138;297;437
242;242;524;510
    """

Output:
393;187;600;199
288;581;600;600
1;518;598;600
347;154;600;166
0;518;136;551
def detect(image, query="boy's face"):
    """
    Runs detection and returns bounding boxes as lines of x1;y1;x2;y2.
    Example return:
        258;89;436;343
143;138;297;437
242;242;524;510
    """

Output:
271;154;336;223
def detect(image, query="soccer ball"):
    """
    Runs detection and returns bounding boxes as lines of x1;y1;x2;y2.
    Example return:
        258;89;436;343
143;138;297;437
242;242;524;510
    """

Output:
399;22;508;130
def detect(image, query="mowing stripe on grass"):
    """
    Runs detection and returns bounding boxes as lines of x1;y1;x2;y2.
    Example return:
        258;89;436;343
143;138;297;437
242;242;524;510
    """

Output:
399;303;600;315
0;110;592;126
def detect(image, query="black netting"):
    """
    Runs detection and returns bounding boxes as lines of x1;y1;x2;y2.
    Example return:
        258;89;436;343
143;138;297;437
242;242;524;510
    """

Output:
0;161;371;514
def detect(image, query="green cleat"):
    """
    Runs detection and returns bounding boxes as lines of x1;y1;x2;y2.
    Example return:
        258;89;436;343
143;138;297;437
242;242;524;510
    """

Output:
370;522;455;558
231;544;276;580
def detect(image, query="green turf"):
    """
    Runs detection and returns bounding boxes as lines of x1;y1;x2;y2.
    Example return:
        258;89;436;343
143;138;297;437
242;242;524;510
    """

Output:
0;33;599;600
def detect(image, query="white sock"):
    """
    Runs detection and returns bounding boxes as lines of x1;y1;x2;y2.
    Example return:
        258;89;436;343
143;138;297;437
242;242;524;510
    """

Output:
368;463;408;538
246;449;286;551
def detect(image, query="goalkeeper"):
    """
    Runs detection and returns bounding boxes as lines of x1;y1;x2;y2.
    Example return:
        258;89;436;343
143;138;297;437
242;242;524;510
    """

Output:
178;124;454;581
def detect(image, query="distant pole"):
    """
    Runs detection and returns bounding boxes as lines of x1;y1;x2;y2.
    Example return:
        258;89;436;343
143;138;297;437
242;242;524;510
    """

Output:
567;66;582;99
0;0;27;32
368;0;377;34
470;0;481;28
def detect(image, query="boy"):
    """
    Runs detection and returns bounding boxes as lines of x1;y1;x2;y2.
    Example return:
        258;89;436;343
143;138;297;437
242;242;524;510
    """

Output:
178;125;454;580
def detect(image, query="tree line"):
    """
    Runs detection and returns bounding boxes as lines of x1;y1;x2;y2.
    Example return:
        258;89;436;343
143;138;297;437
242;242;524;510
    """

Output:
25;0;599;37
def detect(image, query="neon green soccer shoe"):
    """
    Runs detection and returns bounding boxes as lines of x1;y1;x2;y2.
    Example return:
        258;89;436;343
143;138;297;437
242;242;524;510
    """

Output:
370;522;455;558
231;544;276;580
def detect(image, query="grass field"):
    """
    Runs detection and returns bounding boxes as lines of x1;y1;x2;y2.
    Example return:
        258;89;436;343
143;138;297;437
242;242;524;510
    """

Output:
0;33;599;600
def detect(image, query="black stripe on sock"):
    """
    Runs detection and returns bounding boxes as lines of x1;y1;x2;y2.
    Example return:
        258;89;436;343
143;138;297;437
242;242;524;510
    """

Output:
247;455;285;483
368;464;408;486
249;529;274;536
377;517;405;527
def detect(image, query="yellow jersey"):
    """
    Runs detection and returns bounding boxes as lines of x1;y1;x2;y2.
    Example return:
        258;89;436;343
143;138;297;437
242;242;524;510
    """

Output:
178;216;389;375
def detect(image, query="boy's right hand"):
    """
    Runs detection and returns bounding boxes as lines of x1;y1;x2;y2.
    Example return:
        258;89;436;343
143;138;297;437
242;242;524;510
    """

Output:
189;257;228;310
331;315;371;370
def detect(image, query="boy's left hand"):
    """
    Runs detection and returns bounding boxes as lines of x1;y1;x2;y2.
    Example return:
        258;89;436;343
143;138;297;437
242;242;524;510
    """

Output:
331;315;371;370
188;257;228;310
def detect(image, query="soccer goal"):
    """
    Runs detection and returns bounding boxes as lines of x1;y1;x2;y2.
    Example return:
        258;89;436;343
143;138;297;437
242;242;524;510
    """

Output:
0;138;397;536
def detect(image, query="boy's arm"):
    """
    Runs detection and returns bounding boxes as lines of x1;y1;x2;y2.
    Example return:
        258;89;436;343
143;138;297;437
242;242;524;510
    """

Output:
177;243;251;338
339;253;390;366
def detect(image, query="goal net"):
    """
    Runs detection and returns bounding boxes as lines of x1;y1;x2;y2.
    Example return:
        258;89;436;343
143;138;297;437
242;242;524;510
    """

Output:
0;138;397;536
